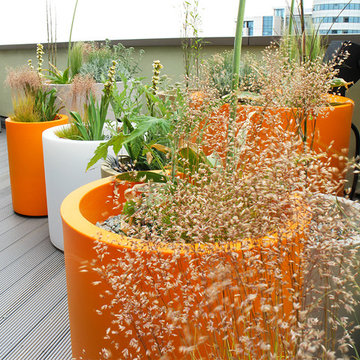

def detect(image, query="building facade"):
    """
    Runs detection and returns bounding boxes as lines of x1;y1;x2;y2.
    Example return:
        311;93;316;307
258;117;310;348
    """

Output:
243;14;284;36
312;0;360;34
244;0;360;37
243;6;312;36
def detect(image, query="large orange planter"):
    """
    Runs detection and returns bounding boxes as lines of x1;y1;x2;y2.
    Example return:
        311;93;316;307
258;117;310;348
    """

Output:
61;177;305;359
193;95;354;192
6;115;68;216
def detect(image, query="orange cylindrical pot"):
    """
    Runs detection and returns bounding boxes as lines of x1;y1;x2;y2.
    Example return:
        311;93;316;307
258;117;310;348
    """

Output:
194;95;354;190
61;177;304;359
6;115;68;216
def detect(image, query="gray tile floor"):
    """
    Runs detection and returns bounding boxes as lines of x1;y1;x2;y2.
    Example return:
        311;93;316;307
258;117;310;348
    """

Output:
0;130;72;360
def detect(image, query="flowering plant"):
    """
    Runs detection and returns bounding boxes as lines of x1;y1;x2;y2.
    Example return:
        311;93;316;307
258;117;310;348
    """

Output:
76;1;360;359
6;44;63;122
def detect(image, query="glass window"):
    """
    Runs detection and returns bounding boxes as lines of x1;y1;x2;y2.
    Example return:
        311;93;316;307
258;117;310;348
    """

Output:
274;8;284;18
262;16;273;36
243;21;254;36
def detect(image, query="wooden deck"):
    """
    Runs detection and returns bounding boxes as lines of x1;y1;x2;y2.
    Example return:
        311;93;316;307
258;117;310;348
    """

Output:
0;129;72;359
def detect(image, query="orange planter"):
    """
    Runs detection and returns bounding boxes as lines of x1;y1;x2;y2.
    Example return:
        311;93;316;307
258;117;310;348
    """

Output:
6;115;68;216
61;177;305;359
193;95;354;192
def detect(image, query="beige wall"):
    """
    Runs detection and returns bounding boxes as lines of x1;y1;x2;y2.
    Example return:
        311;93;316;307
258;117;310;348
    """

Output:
1;40;359;190
0;43;264;117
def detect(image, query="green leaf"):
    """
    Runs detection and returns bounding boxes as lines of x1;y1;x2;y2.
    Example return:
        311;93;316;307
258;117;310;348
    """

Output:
86;133;127;170
177;145;212;174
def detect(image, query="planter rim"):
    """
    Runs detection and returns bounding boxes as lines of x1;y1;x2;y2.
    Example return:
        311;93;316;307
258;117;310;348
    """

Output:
43;123;106;144
61;177;142;251
61;177;306;254
216;94;355;112
5;114;68;125
243;94;354;111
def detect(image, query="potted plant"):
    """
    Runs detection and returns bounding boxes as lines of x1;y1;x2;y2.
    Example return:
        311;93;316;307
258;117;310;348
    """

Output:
61;110;360;358
60;1;360;358
44;40;143;120
199;0;354;190
42;61;121;251
89;60;176;179
5;64;67;216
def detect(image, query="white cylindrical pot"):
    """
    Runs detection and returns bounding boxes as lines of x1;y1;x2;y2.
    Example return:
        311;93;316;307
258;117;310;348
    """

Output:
42;124;106;251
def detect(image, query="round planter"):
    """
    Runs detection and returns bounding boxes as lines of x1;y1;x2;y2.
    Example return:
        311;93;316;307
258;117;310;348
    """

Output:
49;81;125;121
61;177;304;359
6;115;68;216
42;124;109;251
195;95;354;189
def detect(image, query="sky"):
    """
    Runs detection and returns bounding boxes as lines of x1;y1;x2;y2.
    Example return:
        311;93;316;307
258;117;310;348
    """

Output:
0;0;313;45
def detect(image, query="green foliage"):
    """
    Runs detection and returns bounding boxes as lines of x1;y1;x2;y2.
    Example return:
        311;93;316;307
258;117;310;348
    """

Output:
54;123;83;140
280;26;326;63
34;87;63;122
11;87;62;122
11;94;41;123
67;61;116;140
80;40;143;82
182;0;204;86
45;42;83;84
116;170;168;183
46;64;72;84
70;92;109;141
87;77;172;170
87;114;171;170
69;42;84;78
206;51;256;97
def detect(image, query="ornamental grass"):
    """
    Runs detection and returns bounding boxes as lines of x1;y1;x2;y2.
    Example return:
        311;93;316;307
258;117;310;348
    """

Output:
81;42;360;359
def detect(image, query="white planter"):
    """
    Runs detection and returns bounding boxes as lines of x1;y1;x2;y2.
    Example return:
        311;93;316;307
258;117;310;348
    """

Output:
49;81;125;121
42;124;107;251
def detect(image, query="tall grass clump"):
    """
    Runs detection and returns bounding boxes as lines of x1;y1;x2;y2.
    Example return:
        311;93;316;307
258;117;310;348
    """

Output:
86;76;360;359
6;62;62;122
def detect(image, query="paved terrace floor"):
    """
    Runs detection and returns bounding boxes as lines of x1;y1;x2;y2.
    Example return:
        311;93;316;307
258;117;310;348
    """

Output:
0;128;72;359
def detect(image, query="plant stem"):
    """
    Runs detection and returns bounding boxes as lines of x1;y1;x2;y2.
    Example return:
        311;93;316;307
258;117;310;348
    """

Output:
232;0;246;93
67;0;79;68
288;0;295;37
299;0;306;62
228;0;246;167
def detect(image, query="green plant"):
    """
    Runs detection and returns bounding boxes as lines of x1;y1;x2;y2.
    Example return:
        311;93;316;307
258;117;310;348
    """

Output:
6;65;62;122
206;51;257;97
181;0;204;87
45;42;84;84
82;2;359;357
69;60;116;140
93;94;360;359
46;0;57;67
80;40;143;83
42;0;81;84
87;73;173;172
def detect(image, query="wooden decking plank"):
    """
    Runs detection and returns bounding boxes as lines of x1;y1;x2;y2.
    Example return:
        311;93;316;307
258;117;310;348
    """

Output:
0;185;11;198
0;203;13;222
0;251;64;323
0;130;72;357
4;296;71;360
0;239;57;294
0;216;47;252
43;329;72;360
0;212;28;237
0;193;12;210
0;269;67;359
0;222;49;269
